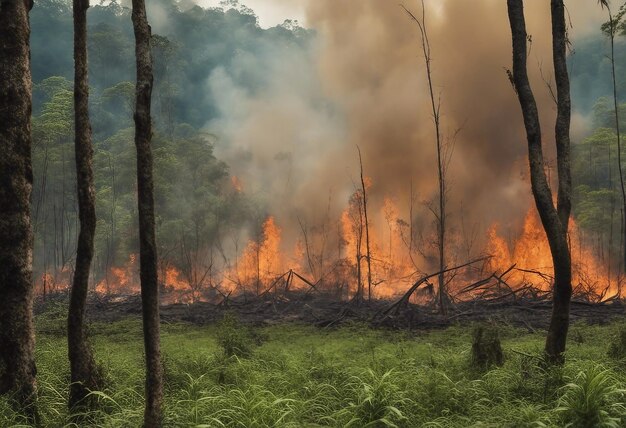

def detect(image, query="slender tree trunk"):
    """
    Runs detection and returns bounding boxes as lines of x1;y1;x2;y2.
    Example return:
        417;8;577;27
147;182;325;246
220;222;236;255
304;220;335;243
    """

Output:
356;227;363;302
507;0;572;364
357;147;373;302
0;0;38;417
131;1;163;425
68;0;99;409
354;198;364;303
606;8;626;291
403;2;447;314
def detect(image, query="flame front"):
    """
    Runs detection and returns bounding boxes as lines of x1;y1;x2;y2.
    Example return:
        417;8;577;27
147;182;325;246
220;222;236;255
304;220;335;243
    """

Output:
486;209;617;299
230;217;284;294
34;188;620;303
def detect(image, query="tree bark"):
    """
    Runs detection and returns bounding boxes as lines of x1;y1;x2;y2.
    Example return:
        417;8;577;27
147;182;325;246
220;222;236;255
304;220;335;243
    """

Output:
68;0;99;409
0;0;38;417
131;0;163;425
507;0;572;364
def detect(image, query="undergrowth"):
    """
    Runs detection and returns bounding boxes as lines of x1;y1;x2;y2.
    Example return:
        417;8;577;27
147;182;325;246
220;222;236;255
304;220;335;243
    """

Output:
0;313;624;427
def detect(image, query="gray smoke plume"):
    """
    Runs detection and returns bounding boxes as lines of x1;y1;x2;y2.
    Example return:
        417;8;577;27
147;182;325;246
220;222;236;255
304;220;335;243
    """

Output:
207;0;605;265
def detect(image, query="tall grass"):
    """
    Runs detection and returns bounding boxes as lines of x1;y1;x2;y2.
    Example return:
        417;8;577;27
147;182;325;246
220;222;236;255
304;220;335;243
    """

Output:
1;316;624;427
557;365;626;427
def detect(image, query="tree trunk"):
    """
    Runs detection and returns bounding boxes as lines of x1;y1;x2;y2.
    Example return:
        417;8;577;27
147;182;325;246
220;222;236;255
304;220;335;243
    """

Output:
68;0;99;409
358;146;373;302
605;7;626;293
507;0;572;364
131;0;163;425
0;0;38;417
403;3;447;314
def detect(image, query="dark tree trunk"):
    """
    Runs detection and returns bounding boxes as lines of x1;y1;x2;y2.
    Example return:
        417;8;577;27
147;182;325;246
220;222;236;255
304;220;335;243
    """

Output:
68;0;99;409
507;0;572;364
402;4;447;314
357;147;373;302
0;0;38;417
131;1;163;425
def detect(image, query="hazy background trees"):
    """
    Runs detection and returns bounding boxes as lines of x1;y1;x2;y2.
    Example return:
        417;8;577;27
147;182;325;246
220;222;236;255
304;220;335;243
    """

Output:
26;0;626;299
29;0;303;293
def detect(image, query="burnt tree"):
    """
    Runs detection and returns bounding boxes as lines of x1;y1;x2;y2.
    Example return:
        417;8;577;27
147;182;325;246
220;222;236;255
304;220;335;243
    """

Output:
507;0;573;364
131;0;163;425
403;2;450;314
68;0;100;409
0;0;38;416
357;146;373;302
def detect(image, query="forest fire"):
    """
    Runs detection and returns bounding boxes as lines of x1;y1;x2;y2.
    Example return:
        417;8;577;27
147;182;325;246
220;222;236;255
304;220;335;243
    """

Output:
6;0;626;425
95;254;140;295
231;175;243;193
486;209;617;300
23;0;623;308
226;216;285;294
33;195;620;304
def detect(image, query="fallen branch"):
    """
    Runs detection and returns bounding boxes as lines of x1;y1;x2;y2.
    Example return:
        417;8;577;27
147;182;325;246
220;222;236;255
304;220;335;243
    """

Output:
375;256;491;320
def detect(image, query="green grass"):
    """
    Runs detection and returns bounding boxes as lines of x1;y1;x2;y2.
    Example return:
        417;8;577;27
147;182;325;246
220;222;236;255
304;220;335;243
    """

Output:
1;306;625;427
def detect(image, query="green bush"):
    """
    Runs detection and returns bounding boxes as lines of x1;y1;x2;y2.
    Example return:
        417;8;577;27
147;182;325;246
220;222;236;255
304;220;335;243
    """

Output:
215;313;255;358
557;365;626;428
470;326;504;370
607;328;626;361
333;369;409;427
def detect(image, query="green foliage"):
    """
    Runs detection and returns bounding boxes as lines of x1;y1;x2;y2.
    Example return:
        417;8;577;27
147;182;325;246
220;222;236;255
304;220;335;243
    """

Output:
607;327;626;361
557;366;626;428
215;313;256;358
35;300;69;337
2;320;625;427
470;325;505;370
28;0;310;290
572;124;624;260
334;369;408;427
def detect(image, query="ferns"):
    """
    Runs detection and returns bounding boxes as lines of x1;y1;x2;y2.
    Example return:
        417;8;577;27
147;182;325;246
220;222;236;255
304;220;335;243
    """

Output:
1;320;625;427
557;366;626;428
333;369;408;427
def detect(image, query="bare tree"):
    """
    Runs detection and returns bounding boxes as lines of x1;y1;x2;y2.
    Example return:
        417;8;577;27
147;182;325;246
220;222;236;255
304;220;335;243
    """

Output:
357;146;373;302
0;0;38;417
131;0;163;424
403;2;450;314
507;0;573;364
68;0;101;409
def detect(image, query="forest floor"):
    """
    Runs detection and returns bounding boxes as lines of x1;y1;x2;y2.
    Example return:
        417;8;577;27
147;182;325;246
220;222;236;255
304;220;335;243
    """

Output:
37;290;626;331
0;296;624;427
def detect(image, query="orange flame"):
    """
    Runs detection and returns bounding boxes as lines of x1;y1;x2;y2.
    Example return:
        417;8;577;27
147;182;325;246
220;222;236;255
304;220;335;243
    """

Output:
33;186;620;303
486;208;617;299
231;216;283;293
231;175;243;193
95;253;140;295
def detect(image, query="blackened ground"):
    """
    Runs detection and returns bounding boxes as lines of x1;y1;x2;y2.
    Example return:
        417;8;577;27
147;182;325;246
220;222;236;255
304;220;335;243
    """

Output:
34;290;625;332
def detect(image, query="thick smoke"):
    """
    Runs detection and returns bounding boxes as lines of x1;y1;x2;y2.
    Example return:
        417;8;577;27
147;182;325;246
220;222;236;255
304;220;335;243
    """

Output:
207;0;605;261
205;30;347;235
307;0;604;221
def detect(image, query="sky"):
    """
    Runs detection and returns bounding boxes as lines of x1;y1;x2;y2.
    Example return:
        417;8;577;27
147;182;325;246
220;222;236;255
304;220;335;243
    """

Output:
197;0;606;37
199;0;307;27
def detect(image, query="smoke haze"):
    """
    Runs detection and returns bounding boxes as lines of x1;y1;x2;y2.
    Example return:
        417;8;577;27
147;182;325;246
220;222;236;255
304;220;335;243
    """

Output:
208;0;606;262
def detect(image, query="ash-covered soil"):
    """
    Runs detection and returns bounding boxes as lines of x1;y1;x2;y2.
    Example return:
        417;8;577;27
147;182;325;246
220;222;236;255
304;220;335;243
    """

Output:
35;291;626;331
